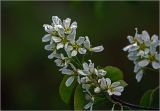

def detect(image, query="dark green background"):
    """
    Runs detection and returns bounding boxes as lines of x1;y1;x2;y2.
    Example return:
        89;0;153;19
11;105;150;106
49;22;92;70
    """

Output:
2;1;159;110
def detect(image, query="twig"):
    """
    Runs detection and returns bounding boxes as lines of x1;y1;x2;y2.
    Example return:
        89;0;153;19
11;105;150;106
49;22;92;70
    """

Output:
111;96;160;110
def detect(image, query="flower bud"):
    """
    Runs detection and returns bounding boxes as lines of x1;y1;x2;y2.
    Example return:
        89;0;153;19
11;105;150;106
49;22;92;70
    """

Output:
94;87;101;93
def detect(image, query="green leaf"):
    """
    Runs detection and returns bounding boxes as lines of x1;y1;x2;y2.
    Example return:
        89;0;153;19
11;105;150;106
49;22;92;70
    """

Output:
103;66;124;82
59;75;77;104
74;85;86;110
140;89;154;107
118;80;128;87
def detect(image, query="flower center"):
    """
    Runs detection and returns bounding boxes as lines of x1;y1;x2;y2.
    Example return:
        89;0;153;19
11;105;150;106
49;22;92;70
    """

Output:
65;28;71;34
149;54;156;61
72;44;79;50
139;43;146;50
61;37;68;44
51;31;58;36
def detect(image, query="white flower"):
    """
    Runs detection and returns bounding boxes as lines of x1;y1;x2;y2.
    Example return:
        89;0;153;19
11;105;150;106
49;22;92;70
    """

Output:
123;28;160;82
97;69;107;77
84;94;94;111
98;77;107;90
60;63;81;86
81;76;91;84
78;60;107;79
54;54;70;67
84;36;104;52
43;24;54;34
65;36;86;57
77;60;96;76
63;18;77;34
98;78;124;96
106;78;124;96
52;16;77;35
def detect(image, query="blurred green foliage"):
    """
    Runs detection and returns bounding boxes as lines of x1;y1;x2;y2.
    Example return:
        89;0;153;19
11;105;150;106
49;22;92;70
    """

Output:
2;1;159;110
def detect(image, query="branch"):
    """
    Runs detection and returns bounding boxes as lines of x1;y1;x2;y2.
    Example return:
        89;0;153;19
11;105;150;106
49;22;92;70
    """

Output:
111;96;160;110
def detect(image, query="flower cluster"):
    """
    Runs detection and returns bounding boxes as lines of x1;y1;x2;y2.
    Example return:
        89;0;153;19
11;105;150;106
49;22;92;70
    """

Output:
42;16;124;110
123;28;160;82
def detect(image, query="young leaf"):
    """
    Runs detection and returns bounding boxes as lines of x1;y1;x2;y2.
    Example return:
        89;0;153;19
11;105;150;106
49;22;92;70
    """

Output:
74;85;86;110
118;80;128;87
140;89;154;107
103;66;124;82
59;75;77;104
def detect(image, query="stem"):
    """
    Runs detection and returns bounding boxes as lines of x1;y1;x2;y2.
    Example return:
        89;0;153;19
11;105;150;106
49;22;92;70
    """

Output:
82;54;85;63
152;86;159;93
75;56;82;67
111;96;160;110
70;58;81;68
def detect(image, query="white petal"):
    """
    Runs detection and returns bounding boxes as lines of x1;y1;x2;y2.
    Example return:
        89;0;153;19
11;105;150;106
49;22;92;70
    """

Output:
77;69;88;75
77;76;81;84
134;64;141;73
61;69;73;75
136;70;143;82
105;78;111;86
57;43;64;50
84;36;91;49
99;78;107;90
155;54;160;60
69;63;76;71
151;35;159;47
111;82;120;88
48;52;54;59
142;30;150;41
84;102;93;109
66;45;73;51
42;34;51;42
137;50;144;57
123;45;132;51
44;44;55;51
76;37;85;45
127;36;134;43
112;91;121;96
67;30;76;44
94;87;101;93
83;62;89;71
107;90;113;96
71;50;77;56
98;69;107;76
113;86;124;92
63;18;71;29
129;45;139;52
78;48;87;54
152;61;160;69
52;16;62;25
144;48;149;54
54;59;62;66
138;59;150;67
70;21;77;29
90;46;104;52
52;36;61;43
60;53;65;60
57;27;65;37
150;45;156;54
65;76;75;87
127;51;137;61
43;24;54;33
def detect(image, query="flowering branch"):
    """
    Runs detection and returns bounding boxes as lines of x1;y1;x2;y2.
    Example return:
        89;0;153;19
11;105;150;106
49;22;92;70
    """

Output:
42;16;159;110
